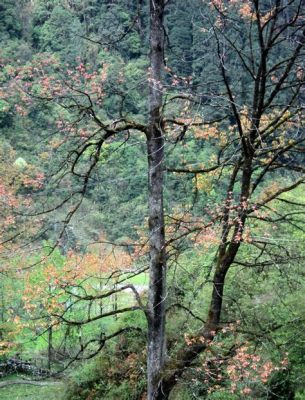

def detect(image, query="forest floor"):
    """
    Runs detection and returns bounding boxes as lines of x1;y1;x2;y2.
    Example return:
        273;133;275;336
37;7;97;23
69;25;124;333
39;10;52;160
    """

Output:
0;377;64;400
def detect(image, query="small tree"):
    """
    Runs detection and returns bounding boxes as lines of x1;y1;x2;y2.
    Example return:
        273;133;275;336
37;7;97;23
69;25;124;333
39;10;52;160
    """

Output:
156;0;305;397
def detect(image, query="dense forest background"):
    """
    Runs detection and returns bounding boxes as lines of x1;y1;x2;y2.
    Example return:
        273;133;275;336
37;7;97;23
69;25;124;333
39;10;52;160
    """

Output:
0;0;305;399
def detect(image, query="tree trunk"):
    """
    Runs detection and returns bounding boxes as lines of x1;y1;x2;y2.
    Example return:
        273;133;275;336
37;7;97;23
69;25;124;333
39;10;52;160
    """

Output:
147;1;166;399
47;325;53;371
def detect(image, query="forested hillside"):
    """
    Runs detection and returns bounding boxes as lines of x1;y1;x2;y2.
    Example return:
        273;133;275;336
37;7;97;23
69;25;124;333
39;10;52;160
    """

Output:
0;1;305;399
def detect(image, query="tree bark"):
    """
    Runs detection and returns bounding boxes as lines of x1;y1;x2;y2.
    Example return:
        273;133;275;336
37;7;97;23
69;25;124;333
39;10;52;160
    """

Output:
147;1;166;399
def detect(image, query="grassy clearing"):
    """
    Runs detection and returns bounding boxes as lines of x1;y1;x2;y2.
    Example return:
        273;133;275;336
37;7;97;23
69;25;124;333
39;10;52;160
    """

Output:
0;381;65;400
126;272;148;286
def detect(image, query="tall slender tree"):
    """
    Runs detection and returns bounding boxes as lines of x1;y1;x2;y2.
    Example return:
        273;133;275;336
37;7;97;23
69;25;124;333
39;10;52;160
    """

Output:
147;1;166;398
